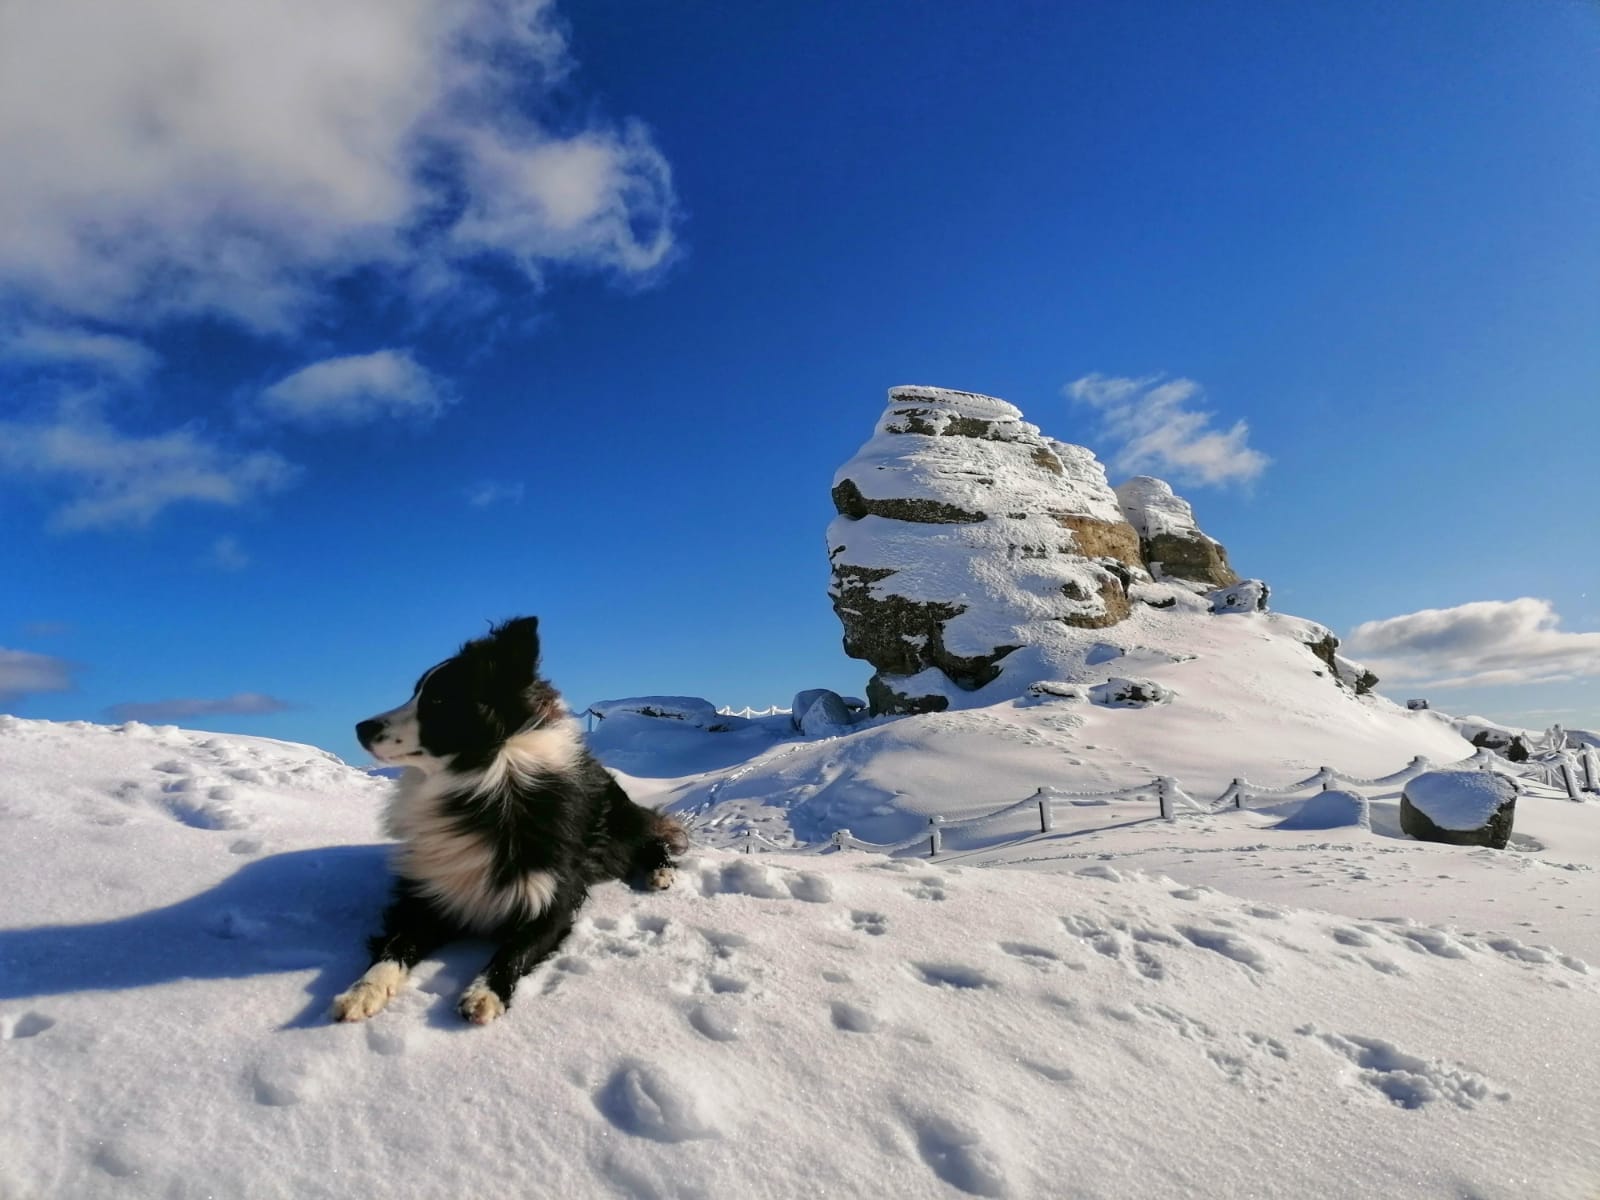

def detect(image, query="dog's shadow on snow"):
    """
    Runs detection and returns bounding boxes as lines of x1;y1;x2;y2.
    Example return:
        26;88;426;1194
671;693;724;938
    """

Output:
0;844;408;1029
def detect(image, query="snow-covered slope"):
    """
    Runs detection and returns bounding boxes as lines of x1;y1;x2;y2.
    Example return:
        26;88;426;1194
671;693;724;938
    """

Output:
609;595;1475;851
4;715;1599;1199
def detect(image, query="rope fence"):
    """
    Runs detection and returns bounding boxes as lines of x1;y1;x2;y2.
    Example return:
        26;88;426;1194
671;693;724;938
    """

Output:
723;744;1596;859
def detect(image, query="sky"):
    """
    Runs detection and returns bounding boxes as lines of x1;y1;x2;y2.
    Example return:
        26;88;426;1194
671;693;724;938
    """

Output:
2;0;1597;763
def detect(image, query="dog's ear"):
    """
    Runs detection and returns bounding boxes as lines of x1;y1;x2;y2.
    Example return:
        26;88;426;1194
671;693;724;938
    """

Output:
491;616;541;670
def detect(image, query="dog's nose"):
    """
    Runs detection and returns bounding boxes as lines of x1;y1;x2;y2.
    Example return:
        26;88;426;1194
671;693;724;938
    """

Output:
355;719;383;748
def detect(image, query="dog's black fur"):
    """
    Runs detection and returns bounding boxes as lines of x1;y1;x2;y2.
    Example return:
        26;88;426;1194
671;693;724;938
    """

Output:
334;616;686;1025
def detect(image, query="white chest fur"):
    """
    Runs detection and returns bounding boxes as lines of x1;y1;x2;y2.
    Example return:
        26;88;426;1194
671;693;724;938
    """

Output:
381;722;580;929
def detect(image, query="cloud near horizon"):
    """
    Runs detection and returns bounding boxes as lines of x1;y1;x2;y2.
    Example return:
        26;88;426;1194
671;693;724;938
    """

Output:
0;648;77;704
1066;373;1268;486
259;350;450;427
0;0;678;335
106;692;295;723
1344;598;1600;689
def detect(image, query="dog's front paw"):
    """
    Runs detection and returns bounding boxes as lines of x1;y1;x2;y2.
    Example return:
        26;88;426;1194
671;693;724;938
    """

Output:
458;979;506;1025
646;867;676;891
331;961;406;1022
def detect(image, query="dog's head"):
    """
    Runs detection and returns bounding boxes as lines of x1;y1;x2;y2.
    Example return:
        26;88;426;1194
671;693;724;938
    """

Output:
356;616;552;774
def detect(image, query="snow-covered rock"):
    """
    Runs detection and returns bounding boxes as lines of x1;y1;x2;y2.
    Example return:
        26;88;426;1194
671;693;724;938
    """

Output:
1401;769;1519;849
793;689;855;737
827;386;1148;714
1089;676;1172;707
587;696;736;730
1115;475;1240;587
1207;579;1270;614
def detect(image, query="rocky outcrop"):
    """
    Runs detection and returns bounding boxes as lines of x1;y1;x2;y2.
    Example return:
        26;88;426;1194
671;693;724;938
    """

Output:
1400;770;1517;850
828;387;1146;714
1115;476;1240;587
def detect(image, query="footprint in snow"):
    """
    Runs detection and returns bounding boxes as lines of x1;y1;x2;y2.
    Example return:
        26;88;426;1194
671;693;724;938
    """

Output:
849;910;888;936
593;1059;718;1142
910;962;998;990
908;1112;1008;1198
997;942;1059;968
829;1000;879;1034
1298;1025;1509;1110
688;1002;741;1043
1174;925;1268;973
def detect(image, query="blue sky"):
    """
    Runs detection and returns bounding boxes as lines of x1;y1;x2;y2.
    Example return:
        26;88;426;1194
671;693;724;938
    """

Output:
2;0;1597;761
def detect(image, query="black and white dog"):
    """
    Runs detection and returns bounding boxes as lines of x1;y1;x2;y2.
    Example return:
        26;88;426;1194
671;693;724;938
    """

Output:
334;616;686;1025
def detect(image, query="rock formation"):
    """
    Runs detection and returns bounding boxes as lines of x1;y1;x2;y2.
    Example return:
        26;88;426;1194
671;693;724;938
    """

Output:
827;386;1149;714
1400;769;1518;850
1115;476;1239;587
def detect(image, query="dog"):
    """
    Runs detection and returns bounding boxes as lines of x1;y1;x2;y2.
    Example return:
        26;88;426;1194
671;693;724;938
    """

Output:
333;616;687;1025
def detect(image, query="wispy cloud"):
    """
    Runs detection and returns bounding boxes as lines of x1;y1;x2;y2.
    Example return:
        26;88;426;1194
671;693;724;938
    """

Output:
208;536;250;572
0;400;298;531
21;621;71;638
0;0;677;334
6;324;159;382
1344;598;1600;688
259;350;449;427
1066;374;1268;486
465;480;525;507
106;692;294;723
0;648;77;704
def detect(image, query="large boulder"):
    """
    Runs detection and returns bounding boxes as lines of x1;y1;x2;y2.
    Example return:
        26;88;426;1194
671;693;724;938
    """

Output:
791;689;856;736
828;386;1146;713
1115;476;1240;587
1399;769;1518;850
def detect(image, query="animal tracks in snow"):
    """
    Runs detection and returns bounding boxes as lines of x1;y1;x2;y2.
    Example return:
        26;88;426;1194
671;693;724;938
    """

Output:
1298;1025;1509;1110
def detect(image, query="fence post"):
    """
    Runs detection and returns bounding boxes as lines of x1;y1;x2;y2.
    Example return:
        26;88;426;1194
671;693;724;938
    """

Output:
1584;749;1600;793
832;829;850;851
1233;778;1245;809
1037;788;1054;833
929;815;944;857
1560;758;1583;802
744;829;754;854
1157;777;1173;821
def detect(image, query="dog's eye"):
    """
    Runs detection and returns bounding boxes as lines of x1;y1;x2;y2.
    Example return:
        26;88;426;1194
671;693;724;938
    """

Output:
423;694;444;708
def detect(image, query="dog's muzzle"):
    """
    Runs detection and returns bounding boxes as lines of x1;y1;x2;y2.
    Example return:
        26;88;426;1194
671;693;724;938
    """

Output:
355;719;383;750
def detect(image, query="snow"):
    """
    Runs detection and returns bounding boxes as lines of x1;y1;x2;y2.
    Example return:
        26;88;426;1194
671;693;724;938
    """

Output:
4;698;1600;1199
1114;474;1212;542
1404;770;1519;830
1207;579;1268;614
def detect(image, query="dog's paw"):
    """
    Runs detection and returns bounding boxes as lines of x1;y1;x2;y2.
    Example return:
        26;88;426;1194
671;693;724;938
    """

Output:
330;961;406;1022
646;867;676;892
458;980;506;1026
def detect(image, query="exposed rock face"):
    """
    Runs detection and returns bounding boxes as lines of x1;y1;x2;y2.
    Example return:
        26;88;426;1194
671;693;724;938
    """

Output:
1400;770;1517;850
1115;476;1240;587
828;387;1146;713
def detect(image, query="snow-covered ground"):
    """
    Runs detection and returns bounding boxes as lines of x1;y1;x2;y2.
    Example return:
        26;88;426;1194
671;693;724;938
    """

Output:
3;709;1598;1199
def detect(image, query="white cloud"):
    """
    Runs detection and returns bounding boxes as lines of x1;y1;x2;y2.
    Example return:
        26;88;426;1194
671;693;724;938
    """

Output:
259;350;449;426
1344;598;1600;688
0;648;77;704
208;536;250;571
0;400;298;531
1066;374;1268;486
0;0;677;334
6;325;159;381
106;692;294;722
466;480;525;507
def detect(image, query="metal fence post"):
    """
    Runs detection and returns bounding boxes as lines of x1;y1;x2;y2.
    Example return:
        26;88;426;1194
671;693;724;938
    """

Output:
929;815;944;857
1037;788;1054;833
